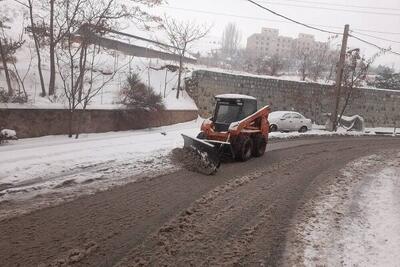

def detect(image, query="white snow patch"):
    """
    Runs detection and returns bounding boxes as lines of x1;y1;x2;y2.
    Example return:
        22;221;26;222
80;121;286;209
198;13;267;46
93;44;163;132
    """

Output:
269;125;367;139
215;94;256;100
338;166;400;266
284;150;400;266
164;90;198;110
1;129;17;138
0;119;202;218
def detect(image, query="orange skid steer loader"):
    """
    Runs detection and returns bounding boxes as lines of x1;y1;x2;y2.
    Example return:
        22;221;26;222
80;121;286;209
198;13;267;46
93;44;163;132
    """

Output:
182;94;270;174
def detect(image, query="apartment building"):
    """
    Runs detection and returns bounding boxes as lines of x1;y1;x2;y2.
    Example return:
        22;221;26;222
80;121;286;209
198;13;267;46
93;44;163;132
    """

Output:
246;27;327;59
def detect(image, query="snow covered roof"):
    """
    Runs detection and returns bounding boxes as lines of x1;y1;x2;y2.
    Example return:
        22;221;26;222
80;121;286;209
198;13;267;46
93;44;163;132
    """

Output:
215;94;256;100
269;111;291;118
269;111;306;119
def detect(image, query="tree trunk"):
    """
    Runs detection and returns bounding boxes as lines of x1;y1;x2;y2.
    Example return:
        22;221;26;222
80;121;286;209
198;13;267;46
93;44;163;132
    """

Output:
176;53;184;99
68;110;74;138
28;0;46;97
337;89;352;127
164;68;167;98
75;111;82;139
48;0;55;95
301;67;306;81
0;38;13;95
77;43;88;102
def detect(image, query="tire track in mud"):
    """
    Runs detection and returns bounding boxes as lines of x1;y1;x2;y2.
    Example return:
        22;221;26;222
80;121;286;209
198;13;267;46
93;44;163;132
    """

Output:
1;137;400;267
116;139;400;267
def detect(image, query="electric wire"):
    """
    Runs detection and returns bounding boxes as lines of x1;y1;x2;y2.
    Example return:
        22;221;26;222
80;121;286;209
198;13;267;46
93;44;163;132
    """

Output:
250;0;400;16
255;0;400;11
246;0;400;56
161;5;400;36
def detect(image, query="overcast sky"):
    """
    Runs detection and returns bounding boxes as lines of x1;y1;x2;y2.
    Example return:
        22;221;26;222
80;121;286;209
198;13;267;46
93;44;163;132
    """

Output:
147;0;400;69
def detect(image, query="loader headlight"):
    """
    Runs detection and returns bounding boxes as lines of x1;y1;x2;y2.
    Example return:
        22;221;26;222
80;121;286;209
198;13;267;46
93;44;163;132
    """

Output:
229;122;240;131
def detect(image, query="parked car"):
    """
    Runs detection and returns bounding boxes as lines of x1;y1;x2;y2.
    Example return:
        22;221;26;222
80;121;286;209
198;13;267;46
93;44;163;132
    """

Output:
269;111;312;132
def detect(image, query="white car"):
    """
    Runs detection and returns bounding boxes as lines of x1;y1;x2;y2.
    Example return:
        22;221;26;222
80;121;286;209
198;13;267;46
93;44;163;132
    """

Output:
269;111;312;133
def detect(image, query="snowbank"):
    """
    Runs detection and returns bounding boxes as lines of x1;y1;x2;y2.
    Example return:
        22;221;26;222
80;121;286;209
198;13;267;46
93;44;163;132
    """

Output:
0;119;202;218
0;129;17;138
284;150;400;266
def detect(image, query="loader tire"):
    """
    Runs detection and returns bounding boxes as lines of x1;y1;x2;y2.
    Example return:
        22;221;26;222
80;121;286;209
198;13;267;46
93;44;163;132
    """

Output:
252;134;267;157
235;135;253;162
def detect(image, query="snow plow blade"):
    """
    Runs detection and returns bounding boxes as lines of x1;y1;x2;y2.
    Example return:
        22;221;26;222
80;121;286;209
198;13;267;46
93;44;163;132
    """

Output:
181;134;221;175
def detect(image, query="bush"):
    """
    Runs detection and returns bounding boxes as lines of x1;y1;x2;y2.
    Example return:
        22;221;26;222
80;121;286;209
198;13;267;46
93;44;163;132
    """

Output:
119;73;164;110
368;73;400;90
0;88;27;103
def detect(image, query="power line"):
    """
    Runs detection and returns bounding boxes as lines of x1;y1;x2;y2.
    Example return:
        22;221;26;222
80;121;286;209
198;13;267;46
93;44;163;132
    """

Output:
255;0;400;12
249;1;400;17
245;0;342;35
349;34;400;56
161;6;400;36
245;0;400;56
351;31;400;44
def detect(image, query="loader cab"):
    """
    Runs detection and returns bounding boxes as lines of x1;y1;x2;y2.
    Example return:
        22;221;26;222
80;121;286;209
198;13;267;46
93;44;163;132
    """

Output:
212;94;257;132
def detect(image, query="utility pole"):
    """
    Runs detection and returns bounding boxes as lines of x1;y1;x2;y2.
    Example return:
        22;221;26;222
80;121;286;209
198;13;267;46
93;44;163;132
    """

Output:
331;24;350;132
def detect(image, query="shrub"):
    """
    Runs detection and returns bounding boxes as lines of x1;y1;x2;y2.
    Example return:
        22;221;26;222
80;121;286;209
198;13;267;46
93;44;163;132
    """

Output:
119;73;164;110
0;88;27;103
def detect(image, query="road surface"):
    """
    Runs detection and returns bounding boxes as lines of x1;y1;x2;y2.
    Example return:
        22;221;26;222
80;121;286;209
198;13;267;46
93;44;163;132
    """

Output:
0;136;399;266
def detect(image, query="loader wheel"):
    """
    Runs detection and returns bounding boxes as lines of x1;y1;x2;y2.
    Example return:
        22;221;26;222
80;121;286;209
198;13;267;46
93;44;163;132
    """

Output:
236;136;253;162
252;134;267;157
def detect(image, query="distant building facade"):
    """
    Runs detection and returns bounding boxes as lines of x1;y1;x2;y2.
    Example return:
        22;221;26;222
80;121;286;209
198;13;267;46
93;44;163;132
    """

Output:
246;27;328;59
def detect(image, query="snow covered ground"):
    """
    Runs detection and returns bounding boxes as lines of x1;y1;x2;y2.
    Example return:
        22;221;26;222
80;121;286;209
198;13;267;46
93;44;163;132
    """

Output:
0;119;202;219
284;150;400;266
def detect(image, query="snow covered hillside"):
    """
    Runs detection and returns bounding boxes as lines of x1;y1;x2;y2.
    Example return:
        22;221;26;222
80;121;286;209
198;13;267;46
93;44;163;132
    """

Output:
0;0;198;110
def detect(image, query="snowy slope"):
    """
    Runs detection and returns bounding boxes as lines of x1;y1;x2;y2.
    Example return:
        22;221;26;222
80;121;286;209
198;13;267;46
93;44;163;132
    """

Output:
0;0;198;110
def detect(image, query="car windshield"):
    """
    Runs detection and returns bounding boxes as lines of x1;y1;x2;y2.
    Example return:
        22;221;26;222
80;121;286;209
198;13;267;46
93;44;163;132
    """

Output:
215;104;242;123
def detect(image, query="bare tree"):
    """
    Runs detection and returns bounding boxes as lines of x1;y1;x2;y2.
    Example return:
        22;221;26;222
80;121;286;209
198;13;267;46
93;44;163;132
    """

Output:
253;54;285;76
56;0;161;138
0;13;12;95
267;54;286;76
220;23;241;59
162;17;211;99
0;17;24;96
10;48;32;99
14;0;47;96
308;43;337;82
294;46;312;81
337;49;379;124
18;0;163;97
0;38;13;95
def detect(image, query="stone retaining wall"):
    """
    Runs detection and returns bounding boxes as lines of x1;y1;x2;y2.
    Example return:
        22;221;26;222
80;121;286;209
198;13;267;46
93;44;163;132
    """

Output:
0;108;198;138
186;70;400;127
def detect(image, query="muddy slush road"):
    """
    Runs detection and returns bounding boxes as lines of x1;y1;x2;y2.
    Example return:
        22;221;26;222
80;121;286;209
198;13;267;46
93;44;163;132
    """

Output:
1;136;399;267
